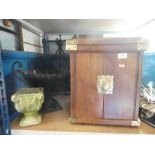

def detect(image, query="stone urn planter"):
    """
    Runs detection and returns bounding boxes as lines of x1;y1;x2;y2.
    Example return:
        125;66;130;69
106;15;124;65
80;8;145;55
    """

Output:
11;87;44;127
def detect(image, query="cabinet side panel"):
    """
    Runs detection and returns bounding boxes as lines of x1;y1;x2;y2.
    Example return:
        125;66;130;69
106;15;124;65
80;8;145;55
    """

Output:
75;53;104;119
70;53;76;117
134;52;144;119
104;52;138;119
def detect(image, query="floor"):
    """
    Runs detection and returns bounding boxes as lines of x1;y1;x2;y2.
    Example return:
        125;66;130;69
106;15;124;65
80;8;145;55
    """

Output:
11;95;155;134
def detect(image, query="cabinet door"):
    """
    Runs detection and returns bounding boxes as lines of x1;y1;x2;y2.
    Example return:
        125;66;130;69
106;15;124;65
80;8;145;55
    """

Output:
103;52;138;120
75;53;104;119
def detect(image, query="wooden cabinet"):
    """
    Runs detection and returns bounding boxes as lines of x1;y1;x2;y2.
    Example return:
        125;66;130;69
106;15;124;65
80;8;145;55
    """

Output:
67;38;148;126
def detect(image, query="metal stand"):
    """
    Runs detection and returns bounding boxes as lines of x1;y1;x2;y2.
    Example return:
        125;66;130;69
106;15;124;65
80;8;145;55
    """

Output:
42;34;67;69
55;34;66;68
0;42;11;135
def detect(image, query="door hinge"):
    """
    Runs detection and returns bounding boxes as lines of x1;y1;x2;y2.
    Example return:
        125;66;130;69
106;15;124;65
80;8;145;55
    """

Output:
68;117;77;123
66;40;77;51
131;118;141;127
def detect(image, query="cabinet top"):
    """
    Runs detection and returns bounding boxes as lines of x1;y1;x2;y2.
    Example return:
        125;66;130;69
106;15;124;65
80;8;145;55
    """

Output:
67;37;148;44
66;37;149;52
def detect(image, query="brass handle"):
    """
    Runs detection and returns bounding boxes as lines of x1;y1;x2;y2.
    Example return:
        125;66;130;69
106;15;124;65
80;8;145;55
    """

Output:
97;75;114;94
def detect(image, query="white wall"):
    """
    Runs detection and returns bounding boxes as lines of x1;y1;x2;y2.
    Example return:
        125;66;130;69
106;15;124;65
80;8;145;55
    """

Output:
0;30;17;50
133;21;155;51
22;28;43;53
0;19;18;50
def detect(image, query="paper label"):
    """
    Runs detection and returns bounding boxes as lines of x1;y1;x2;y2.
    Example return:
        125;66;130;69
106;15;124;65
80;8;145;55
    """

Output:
118;64;125;68
118;53;127;59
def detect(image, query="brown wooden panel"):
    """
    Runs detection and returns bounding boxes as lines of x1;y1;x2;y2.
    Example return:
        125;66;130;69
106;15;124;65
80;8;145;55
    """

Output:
70;53;76;117
68;37;148;45
71;117;137;126
67;37;148;52
103;52;138;119
134;52;144;119
77;45;146;52
75;53;104;119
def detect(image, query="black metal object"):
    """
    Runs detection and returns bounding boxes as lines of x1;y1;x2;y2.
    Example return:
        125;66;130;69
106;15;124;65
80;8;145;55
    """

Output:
42;34;67;69
0;41;11;135
41;34;70;94
54;34;66;68
33;34;70;113
42;34;50;67
12;65;70;113
139;107;155;128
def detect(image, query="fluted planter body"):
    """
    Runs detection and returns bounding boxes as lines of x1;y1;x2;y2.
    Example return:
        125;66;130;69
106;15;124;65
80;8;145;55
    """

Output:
11;88;44;127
